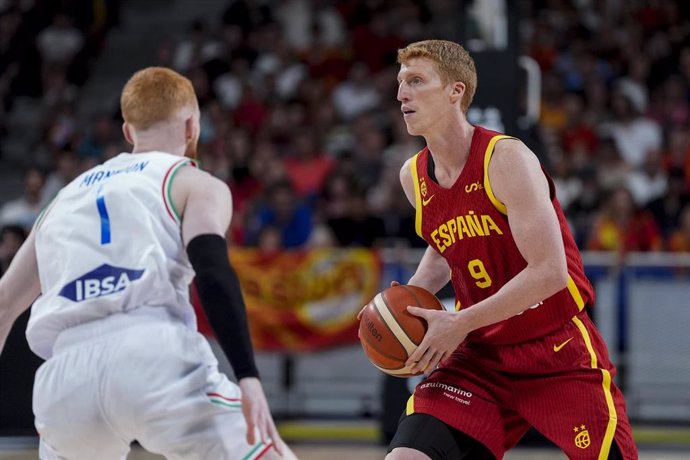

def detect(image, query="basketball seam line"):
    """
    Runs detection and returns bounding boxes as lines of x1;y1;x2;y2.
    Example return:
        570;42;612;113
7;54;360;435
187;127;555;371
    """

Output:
373;294;417;356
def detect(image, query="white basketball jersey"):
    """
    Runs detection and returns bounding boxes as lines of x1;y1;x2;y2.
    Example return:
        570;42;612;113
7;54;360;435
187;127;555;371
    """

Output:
27;152;198;359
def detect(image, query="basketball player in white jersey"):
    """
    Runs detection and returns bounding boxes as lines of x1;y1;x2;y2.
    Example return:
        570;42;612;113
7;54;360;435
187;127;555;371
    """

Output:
0;67;296;460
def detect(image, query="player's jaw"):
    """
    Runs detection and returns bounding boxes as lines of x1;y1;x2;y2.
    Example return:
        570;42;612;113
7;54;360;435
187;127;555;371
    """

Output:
401;105;423;135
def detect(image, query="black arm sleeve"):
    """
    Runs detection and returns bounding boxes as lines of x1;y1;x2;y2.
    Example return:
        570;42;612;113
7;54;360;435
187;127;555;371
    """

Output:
186;234;259;380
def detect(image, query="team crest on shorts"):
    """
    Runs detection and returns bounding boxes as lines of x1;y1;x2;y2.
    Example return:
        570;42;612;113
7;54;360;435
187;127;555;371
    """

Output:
573;424;590;449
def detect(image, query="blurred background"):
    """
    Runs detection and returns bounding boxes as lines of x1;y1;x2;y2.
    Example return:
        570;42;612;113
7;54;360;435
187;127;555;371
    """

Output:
1;0;690;458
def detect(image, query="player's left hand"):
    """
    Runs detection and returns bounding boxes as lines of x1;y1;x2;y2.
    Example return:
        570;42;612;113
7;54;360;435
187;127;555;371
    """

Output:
239;377;285;455
405;307;468;375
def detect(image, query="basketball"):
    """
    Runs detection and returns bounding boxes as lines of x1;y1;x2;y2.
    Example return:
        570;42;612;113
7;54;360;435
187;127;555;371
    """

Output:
359;284;444;377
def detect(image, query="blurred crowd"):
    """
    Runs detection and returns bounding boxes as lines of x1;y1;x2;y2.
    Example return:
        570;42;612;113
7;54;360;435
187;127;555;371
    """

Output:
2;0;690;257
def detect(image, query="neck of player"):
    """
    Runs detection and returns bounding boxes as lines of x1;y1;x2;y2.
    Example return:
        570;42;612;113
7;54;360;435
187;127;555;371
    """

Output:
131;135;187;156
425;118;475;183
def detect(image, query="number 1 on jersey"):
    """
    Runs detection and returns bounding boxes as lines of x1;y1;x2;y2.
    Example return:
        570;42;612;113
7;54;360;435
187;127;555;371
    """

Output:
96;190;111;245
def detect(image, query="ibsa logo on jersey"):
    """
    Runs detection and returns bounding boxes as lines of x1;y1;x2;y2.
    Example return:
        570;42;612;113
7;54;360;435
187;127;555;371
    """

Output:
58;264;145;302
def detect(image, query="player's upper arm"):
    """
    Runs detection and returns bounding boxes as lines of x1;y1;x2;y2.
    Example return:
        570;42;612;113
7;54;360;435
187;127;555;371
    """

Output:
171;165;232;247
0;230;41;321
488;139;568;286
399;158;416;208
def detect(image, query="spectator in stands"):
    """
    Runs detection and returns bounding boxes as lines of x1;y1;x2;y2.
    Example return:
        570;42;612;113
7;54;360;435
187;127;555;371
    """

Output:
648;74;690;128
332;62;381;121
0;166;45;231
667;204;690;252
539;71;567;133
35;13;84;67
0;224;26;276
648;168;690;237
351;122;386;192
76;114;119;161
561;93;598;169
246;180;313;248
601;87;662;170
276;0;346;53
41;148;80;202
595;137;629;192
172;20;223;74
283;129;334;200
327;189;386;248
626;149;668;207
664;126;690;181
550;155;582;214
587;186;662;253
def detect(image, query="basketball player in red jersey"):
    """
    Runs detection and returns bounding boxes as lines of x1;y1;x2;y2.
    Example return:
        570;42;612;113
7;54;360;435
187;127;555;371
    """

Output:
386;40;638;459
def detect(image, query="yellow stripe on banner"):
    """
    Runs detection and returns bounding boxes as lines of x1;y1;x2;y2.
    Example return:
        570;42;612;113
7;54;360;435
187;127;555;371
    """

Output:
482;135;514;215
406;394;415;415
572;316;618;460
567;275;586;311
410;153;422;237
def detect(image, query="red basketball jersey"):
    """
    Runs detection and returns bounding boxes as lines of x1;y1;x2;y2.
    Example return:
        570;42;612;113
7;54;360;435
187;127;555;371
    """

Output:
411;126;594;344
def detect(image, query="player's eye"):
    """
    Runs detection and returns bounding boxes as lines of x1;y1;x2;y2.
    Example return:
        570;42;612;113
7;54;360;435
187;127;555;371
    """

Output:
410;78;422;85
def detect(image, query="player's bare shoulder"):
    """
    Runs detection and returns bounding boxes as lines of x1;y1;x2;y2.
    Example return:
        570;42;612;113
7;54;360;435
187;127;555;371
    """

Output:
400;157;416;207
488;137;549;208
490;137;539;173
170;164;232;218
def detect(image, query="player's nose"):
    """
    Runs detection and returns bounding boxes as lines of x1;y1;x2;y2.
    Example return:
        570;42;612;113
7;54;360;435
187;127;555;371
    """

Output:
397;83;409;102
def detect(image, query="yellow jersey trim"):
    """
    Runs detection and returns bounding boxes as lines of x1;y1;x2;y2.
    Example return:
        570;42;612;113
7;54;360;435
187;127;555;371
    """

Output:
566;275;586;312
482;135;514;216
405;394;415;415
410;153;422;237
572;316;618;460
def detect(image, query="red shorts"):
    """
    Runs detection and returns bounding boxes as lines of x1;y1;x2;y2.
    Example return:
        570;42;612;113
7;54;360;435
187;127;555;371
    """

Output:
407;313;638;459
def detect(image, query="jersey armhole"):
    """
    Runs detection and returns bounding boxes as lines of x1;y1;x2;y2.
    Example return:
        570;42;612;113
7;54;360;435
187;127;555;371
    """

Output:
162;158;198;224
409;153;422;237
33;195;59;232
482;135;515;216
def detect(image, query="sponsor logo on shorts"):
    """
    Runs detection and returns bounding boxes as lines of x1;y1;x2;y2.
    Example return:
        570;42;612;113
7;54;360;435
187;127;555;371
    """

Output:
419;382;473;405
58;264;145;302
573;425;590;449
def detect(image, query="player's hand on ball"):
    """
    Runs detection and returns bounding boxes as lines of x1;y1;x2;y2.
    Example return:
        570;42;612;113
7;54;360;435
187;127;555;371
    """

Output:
405;307;468;375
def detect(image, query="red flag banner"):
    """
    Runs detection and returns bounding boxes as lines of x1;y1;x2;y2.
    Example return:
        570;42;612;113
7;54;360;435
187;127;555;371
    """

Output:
226;249;381;351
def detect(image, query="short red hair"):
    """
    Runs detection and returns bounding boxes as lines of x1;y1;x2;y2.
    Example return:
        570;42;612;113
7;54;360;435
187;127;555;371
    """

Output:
398;40;477;113
120;67;198;130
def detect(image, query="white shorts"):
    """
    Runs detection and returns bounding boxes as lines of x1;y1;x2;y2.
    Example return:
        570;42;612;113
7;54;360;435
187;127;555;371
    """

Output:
33;307;273;460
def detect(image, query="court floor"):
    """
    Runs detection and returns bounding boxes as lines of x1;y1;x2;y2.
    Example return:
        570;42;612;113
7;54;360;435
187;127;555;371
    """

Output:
1;443;689;459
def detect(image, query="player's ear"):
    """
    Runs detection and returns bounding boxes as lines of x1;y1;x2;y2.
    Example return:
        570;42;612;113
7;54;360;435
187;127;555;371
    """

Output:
450;81;465;103
122;122;134;146
184;116;198;142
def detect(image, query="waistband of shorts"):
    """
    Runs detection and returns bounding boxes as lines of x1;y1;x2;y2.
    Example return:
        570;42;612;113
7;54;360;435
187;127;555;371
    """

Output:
53;306;183;353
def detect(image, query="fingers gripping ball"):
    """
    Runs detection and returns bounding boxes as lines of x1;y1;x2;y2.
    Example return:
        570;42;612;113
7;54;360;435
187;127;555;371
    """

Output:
359;285;444;377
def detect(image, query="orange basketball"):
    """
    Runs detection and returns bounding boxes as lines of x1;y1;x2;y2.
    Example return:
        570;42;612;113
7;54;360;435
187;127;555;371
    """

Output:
359;284;444;377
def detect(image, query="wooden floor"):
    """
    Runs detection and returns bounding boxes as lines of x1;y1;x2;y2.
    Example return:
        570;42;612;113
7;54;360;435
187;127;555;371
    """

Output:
0;444;689;459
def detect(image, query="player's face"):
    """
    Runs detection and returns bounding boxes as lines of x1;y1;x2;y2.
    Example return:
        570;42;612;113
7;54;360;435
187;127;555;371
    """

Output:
397;57;451;136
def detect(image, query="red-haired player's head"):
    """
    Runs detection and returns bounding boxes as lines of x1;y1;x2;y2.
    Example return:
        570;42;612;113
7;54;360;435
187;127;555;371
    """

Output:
396;40;477;137
120;67;200;159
